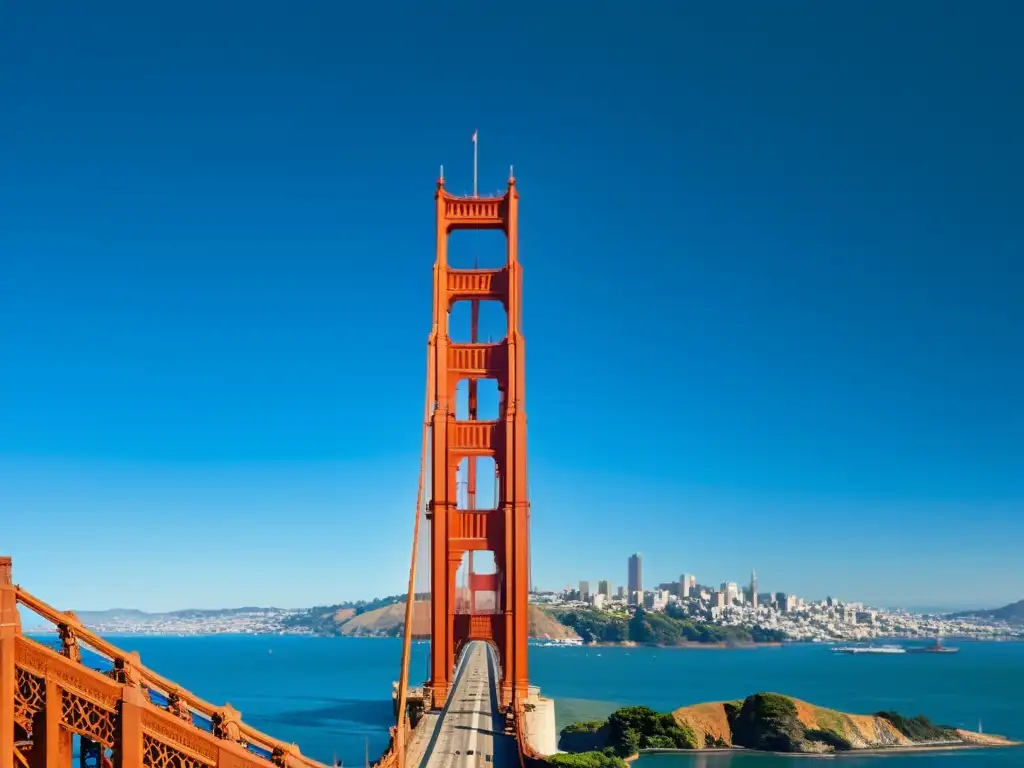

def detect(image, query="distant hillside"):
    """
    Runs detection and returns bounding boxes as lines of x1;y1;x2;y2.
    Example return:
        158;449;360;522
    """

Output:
69;598;421;630
28;606;290;625
93;607;287;618
68;609;155;623
22;595;577;640
282;594;429;635
950;599;1024;624
292;599;578;640
340;602;430;636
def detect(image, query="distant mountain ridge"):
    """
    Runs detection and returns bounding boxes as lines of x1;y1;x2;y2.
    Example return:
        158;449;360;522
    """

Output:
27;600;403;625
36;596;578;641
16;605;302;633
72;607;293;621
289;599;579;640
21;596;428;633
949;599;1024;623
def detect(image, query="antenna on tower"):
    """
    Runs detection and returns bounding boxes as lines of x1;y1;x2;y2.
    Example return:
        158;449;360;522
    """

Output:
471;129;479;197
440;164;444;181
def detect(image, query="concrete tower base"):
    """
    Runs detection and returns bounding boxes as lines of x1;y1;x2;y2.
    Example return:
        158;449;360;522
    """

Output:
522;687;558;756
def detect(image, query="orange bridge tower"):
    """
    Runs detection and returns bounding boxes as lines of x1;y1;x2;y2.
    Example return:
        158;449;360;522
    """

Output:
425;171;530;710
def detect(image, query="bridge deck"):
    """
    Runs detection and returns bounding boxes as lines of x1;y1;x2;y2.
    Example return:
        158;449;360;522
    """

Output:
409;641;518;768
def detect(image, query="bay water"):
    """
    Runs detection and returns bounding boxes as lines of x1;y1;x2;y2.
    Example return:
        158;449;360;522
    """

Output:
102;636;1023;766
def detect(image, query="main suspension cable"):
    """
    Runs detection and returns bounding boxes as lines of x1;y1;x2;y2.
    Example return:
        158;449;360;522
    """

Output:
394;345;436;765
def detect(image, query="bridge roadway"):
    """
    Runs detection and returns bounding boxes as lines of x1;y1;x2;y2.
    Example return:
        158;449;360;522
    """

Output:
407;641;519;768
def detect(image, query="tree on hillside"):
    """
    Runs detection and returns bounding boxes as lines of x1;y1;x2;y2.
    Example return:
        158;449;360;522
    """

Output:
628;606;649;643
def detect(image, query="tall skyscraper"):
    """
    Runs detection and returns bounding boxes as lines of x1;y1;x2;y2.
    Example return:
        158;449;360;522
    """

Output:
628;553;643;605
679;573;690;598
597;580;610;597
750;569;758;609
579;580;590;601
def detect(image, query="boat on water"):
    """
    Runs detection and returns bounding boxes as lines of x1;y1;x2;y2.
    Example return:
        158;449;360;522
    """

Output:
832;644;906;654
906;637;960;654
535;637;583;647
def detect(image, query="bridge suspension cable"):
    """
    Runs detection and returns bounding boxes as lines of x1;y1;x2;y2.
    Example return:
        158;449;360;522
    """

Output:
394;342;436;767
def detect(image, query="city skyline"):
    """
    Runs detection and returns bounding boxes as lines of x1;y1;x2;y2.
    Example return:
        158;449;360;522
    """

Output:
538;567;1000;615
3;3;1022;612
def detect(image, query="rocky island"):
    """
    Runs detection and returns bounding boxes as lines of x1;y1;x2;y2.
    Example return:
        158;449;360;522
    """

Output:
552;694;1018;766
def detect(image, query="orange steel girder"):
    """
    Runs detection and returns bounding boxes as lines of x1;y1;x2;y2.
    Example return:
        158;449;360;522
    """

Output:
425;175;530;711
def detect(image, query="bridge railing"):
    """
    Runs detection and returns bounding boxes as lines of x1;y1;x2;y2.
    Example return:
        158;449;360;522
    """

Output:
7;570;332;768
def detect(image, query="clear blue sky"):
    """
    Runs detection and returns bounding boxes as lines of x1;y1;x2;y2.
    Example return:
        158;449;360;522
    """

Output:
2;2;1021;613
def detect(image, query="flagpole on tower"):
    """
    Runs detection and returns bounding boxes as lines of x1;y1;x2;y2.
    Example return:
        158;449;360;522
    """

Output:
472;129;478;197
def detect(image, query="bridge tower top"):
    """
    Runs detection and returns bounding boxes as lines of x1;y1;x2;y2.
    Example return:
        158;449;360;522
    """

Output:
432;172;519;239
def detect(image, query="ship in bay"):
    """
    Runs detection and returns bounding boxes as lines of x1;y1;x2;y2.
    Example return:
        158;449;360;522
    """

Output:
906;637;960;654
832;643;906;654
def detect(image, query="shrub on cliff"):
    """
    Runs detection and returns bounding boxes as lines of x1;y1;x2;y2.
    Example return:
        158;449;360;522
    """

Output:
558;720;610;753
563;721;605;734
545;752;627;768
730;693;805;752
616;727;640;756
605;706;699;755
875;712;957;742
